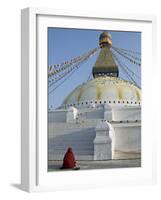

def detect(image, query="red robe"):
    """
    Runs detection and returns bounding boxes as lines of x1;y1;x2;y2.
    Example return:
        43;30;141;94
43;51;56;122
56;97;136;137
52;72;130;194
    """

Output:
61;147;76;169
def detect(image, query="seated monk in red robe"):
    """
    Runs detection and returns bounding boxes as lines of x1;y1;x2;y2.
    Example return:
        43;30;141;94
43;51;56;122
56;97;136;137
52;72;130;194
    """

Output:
60;147;80;170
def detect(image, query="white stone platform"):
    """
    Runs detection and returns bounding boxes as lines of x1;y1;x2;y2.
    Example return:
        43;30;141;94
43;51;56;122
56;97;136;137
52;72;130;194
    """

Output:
48;120;141;160
48;159;141;171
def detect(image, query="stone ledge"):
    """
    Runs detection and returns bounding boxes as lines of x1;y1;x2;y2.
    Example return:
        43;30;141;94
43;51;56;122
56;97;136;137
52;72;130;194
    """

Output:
48;159;141;171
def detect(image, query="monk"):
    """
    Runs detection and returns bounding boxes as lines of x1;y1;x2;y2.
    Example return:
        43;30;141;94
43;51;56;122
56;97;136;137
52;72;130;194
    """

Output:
60;147;80;170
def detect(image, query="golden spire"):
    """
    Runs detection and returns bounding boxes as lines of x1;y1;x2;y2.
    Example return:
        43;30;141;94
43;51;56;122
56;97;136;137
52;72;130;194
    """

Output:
92;31;119;78
99;31;112;48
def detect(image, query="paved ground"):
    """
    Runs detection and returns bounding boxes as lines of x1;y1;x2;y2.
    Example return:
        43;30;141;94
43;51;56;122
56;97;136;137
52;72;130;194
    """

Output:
48;159;141;171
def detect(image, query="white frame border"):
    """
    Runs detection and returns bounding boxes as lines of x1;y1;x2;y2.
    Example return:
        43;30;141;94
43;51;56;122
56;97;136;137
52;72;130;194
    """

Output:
21;7;157;192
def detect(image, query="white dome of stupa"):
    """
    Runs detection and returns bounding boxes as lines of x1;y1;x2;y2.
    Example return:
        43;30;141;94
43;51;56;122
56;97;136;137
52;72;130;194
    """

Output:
62;76;141;107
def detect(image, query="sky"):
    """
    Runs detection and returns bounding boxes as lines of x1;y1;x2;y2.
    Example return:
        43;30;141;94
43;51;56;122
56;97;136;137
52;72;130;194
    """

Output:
48;28;141;109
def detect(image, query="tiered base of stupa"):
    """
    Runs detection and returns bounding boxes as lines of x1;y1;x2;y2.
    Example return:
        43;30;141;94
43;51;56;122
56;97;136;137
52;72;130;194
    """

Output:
48;104;141;161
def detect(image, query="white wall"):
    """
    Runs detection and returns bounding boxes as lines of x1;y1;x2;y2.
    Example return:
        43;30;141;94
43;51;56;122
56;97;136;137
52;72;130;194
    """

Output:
113;125;141;159
0;0;161;199
48;110;67;123
81;108;104;119
112;106;141;121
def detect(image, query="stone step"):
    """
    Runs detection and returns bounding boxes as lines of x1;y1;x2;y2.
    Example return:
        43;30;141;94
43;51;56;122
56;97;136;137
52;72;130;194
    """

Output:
49;146;94;152
48;127;95;160
49;129;95;137
49;151;94;156
49;139;94;146
49;144;93;148
49;154;94;161
50;137;94;142
49;147;94;154
49;146;94;150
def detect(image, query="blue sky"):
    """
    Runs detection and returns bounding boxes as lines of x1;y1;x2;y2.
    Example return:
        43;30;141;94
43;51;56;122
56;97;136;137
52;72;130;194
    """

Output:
48;28;141;109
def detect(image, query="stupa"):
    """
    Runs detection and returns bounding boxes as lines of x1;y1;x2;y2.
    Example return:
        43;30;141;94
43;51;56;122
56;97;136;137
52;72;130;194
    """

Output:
48;31;141;161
